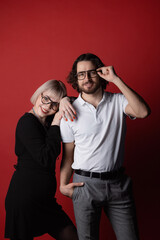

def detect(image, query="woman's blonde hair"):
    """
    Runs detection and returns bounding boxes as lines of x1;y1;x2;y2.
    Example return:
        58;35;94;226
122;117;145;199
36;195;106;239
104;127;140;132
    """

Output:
30;80;67;105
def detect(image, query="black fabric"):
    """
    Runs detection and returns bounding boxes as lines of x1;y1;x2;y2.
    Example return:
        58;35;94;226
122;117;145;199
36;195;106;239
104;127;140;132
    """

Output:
5;113;72;240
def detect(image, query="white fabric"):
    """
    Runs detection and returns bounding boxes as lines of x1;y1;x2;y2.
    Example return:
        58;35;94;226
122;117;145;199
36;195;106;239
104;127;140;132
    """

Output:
60;92;129;172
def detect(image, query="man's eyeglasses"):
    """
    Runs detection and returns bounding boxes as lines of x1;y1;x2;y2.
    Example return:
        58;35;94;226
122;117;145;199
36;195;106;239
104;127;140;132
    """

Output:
75;69;101;80
41;93;59;110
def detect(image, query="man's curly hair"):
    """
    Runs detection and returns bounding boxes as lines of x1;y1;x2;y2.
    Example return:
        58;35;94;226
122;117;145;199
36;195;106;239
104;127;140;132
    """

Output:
67;53;109;92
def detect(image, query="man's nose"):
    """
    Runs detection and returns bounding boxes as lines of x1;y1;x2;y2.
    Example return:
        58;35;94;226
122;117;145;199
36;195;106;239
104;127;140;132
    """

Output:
84;72;91;80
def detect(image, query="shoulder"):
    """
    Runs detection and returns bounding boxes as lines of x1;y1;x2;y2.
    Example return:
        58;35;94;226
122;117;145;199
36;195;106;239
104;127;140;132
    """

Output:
16;113;40;132
105;92;126;103
105;91;123;98
72;97;80;107
17;113;37;125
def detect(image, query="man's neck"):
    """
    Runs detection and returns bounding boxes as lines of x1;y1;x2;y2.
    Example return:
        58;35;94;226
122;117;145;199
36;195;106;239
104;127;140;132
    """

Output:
81;87;103;108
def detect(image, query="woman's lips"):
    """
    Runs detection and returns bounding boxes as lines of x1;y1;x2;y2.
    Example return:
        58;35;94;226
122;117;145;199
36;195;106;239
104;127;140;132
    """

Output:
40;107;49;114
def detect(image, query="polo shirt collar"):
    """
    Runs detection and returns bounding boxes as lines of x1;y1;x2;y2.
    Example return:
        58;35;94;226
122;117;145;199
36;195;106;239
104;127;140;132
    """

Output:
77;94;85;106
77;91;109;106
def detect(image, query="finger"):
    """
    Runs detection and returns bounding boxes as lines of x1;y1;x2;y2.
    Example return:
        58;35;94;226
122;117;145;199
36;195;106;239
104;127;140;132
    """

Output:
96;66;105;71
96;69;103;74
97;70;106;78
69;105;77;116
63;109;72;121
59;110;68;121
72;182;84;187
66;103;77;116
66;108;76;121
97;67;107;75
102;67;109;75
65;108;77;121
62;112;68;121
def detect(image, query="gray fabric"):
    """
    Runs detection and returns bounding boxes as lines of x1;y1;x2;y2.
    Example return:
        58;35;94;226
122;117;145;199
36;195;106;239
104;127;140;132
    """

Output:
72;173;139;240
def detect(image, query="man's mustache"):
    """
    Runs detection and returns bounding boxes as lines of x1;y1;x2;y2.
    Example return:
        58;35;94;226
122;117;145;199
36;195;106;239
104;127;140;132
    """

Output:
83;79;94;85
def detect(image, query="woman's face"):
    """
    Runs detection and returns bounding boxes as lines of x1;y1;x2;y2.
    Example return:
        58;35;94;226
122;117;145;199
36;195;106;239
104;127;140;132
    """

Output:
34;90;61;121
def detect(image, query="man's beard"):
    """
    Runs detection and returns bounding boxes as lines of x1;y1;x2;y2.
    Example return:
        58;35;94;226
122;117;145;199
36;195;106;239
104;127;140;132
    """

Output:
78;79;101;94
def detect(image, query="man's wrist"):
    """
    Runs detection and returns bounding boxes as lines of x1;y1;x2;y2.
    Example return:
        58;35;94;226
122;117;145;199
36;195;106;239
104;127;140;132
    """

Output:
60;185;65;193
112;76;122;85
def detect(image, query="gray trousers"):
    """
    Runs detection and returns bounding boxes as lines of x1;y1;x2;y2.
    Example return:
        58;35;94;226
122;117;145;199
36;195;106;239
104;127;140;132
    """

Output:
72;172;139;240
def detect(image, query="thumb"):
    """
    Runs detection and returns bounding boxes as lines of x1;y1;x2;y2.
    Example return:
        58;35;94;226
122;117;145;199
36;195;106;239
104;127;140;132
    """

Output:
97;67;108;77
97;69;103;78
59;115;62;120
72;182;84;187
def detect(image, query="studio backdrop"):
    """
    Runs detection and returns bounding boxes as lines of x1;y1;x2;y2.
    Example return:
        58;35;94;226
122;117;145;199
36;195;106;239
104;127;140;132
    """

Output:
0;0;159;239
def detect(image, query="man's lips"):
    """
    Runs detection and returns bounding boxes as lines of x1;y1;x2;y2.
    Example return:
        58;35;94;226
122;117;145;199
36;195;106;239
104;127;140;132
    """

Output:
83;81;94;88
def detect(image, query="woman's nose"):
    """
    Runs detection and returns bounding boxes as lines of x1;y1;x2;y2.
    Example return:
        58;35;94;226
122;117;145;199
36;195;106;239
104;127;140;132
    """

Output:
44;103;52;110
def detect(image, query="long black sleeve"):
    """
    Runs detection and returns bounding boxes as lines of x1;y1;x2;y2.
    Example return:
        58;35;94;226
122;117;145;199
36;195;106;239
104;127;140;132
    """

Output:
15;113;61;170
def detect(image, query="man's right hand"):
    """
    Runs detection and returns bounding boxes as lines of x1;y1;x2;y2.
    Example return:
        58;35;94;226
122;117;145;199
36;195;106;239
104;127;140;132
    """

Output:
60;182;84;198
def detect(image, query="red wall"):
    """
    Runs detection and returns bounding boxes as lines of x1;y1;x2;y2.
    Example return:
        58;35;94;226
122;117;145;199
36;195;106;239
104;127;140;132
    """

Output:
0;0;159;239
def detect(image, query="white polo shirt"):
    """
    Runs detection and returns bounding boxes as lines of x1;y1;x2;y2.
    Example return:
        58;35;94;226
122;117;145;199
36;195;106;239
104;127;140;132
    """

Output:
60;92;129;172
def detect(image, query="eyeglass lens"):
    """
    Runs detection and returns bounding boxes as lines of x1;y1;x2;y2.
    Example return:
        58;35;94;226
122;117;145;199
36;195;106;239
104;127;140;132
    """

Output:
77;70;98;80
41;95;59;110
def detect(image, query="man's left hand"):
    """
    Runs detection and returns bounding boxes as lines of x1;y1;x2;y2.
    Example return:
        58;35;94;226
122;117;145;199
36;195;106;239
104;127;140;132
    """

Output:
97;66;118;83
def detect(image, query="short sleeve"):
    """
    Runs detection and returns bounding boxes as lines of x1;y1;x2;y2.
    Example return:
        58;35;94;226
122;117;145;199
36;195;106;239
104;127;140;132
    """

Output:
120;94;136;120
121;94;128;114
60;118;75;143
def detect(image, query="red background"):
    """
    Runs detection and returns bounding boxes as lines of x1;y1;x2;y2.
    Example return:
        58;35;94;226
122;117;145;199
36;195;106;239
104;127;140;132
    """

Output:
0;0;159;239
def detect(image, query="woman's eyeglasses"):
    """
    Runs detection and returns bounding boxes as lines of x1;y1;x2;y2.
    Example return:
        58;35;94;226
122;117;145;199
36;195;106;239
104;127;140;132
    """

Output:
41;94;59;110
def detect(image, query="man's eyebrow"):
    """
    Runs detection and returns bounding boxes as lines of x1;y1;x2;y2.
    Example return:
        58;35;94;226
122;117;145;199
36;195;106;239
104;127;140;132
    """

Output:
77;71;85;73
77;69;96;73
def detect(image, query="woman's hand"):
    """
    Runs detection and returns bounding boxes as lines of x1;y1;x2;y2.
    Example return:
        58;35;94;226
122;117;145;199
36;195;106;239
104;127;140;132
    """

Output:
59;97;76;121
51;111;62;126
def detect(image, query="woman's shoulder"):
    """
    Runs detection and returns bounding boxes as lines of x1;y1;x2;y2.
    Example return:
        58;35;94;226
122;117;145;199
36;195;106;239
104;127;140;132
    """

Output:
18;112;35;122
16;113;39;129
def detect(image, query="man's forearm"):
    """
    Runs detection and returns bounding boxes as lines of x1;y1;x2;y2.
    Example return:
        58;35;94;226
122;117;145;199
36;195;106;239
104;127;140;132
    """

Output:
97;66;151;118
60;159;73;187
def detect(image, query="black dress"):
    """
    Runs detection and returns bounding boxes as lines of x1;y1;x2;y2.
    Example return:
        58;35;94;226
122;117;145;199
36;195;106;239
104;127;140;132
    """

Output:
5;113;72;240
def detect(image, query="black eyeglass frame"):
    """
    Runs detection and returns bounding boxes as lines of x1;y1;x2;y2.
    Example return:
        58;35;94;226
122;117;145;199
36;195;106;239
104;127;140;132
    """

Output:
75;69;102;80
41;93;59;110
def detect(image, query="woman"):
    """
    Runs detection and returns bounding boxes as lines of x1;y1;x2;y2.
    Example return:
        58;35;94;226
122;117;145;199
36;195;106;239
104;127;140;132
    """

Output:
5;80;78;240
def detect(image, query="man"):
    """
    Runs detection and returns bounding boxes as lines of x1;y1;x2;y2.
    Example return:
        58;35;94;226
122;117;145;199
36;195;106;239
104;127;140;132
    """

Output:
60;53;150;240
